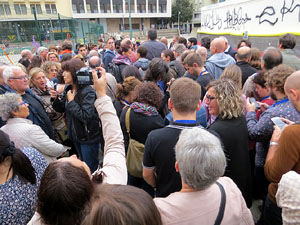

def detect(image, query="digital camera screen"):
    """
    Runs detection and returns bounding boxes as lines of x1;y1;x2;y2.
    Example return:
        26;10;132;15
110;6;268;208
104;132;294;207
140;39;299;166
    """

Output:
77;75;91;84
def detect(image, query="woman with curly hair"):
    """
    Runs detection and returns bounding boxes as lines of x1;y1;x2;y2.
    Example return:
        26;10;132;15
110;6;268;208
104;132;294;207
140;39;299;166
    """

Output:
42;61;61;88
206;79;252;208
120;82;164;197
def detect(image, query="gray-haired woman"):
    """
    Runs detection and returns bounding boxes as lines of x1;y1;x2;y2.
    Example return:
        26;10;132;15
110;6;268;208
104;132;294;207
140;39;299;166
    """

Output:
154;127;254;225
0;93;66;163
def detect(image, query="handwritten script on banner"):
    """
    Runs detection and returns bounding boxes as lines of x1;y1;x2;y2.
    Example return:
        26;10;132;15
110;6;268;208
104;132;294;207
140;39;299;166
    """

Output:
199;0;300;36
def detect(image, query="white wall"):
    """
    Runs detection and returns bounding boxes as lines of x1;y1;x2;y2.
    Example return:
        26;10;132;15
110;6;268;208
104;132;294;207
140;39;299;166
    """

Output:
199;0;300;36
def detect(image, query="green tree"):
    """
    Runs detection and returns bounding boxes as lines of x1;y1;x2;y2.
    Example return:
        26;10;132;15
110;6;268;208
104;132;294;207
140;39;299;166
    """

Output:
171;0;194;24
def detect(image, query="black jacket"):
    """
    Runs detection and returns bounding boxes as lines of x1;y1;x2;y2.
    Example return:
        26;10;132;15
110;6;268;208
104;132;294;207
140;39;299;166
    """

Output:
52;85;101;144
236;61;258;86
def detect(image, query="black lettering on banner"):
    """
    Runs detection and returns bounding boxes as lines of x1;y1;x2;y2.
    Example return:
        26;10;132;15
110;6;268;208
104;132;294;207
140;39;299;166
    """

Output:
256;6;278;25
280;0;300;22
202;10;222;30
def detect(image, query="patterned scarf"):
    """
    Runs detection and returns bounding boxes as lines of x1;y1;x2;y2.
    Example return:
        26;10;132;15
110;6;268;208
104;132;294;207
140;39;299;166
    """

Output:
112;54;132;66
131;102;159;116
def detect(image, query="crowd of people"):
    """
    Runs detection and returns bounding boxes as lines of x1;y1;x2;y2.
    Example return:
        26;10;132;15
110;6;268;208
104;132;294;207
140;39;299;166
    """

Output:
0;29;300;225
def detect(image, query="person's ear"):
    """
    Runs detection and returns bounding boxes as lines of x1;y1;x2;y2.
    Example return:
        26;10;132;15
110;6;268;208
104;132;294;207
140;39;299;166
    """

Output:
168;98;173;111
175;161;180;172
196;100;201;111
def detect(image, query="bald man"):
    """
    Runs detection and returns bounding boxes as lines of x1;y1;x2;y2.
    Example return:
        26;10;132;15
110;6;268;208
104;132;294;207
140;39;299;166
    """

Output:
236;46;257;86
220;36;237;59
205;37;236;79
264;71;300;225
196;46;208;63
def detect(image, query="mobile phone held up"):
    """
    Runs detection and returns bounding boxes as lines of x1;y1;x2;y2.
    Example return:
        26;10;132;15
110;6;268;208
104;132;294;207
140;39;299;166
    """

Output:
76;67;101;86
271;117;286;130
250;97;260;109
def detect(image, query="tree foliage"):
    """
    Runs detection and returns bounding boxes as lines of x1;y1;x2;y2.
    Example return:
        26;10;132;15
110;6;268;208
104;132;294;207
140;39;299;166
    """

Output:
171;0;194;24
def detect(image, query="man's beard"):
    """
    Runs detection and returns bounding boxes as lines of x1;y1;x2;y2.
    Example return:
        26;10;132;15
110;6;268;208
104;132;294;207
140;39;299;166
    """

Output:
270;89;277;100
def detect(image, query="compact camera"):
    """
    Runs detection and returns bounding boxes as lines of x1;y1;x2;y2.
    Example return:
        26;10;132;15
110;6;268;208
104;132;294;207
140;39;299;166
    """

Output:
76;67;101;86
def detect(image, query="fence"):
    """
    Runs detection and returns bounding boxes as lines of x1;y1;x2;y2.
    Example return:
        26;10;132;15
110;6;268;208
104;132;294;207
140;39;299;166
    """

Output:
0;14;104;57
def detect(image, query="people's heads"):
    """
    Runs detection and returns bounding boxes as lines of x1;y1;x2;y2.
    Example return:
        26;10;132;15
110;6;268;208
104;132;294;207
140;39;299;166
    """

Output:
284;71;300;113
220;64;242;90
116;44;132;57
136;45;147;59
98;38;104;47
210;38;226;55
262;47;283;70
48;44;58;53
237;39;252;49
200;36;211;50
60;53;73;63
84;184;162;225
0;64;8;85
61;40;73;51
133;82;163;109
180;50;192;64
267;64;295;99
61;58;85;86
121;65;143;81
205;79;244;119
78;44;88;57
178;37;187;47
37;47;48;60
219;36;229;49
249;48;262;70
21;49;33;60
183;53;204;77
37;157;93;225
88;56;101;69
161;49;175;63
29;67;47;91
3;66;29;94
253;71;270;98
28;55;42;72
106;38;115;51
148;28;157;41
116;76;141;101
196;46;208;63
169;77;201;114
42;61;60;81
121;38;133;49
89;50;99;58
160;36;168;47
0;93;29;120
236;46;252;62
279;33;296;50
144;58;169;83
187;37;197;48
47;52;59;62
175;127;226;190
0;129;36;184
173;36;180;44
173;44;186;58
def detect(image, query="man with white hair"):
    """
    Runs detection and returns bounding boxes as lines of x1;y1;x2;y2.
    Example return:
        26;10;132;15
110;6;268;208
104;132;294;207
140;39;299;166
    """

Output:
37;47;48;62
220;36;237;59
2;66;54;139
196;46;208;63
205;37;236;79
154;127;254;225
173;44;186;61
0;63;8;94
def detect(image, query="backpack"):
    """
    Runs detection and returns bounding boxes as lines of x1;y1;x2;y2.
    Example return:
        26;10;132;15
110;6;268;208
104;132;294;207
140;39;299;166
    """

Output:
108;62;123;83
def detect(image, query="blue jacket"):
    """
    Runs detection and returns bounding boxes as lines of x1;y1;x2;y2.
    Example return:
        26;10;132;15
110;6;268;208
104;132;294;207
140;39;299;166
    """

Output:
103;50;116;71
206;52;236;79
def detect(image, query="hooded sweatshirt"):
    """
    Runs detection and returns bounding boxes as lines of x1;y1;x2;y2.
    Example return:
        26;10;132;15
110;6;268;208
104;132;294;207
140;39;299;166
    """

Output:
134;58;149;71
205;52;236;79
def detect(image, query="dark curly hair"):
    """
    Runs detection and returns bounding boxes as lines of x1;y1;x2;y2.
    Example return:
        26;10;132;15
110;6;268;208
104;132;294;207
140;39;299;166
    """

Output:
133;82;163;109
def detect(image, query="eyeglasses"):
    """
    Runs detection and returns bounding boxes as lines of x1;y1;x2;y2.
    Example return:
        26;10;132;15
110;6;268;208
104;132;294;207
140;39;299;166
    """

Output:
205;95;216;103
19;101;28;106
50;69;58;72
9;75;29;80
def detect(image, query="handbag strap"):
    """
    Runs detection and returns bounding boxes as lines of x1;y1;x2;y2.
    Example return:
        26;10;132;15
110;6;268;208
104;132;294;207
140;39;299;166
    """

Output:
214;181;226;225
125;107;131;137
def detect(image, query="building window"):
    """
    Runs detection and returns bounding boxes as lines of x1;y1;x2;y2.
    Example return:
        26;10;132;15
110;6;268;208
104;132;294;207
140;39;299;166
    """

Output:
45;4;57;14
113;0;123;13
137;0;146;13
14;4;21;14
21;4;27;14
100;0;111;13
125;0;134;13
72;0;85;13
148;0;156;13
159;0;166;13
86;0;98;13
1;4;11;15
30;4;42;14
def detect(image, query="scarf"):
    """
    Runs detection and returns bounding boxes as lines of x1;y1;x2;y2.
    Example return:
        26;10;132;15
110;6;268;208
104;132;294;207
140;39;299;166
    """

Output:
130;102;158;116
112;54;132;66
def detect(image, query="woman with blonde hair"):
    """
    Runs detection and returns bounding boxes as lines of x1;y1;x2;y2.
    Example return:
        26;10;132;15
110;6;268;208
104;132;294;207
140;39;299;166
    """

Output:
42;61;61;88
206;79;252;208
46;52;59;62
250;48;262;70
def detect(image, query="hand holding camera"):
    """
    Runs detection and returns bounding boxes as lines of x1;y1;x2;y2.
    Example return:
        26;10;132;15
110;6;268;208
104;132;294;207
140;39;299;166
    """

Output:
92;67;107;98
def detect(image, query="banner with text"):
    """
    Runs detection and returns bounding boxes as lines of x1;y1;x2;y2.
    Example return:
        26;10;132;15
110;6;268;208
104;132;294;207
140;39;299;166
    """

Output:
199;0;300;36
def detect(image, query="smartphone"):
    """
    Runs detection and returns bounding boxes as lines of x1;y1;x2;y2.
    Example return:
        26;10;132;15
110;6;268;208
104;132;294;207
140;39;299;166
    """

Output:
250;97;260;109
271;117;286;130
